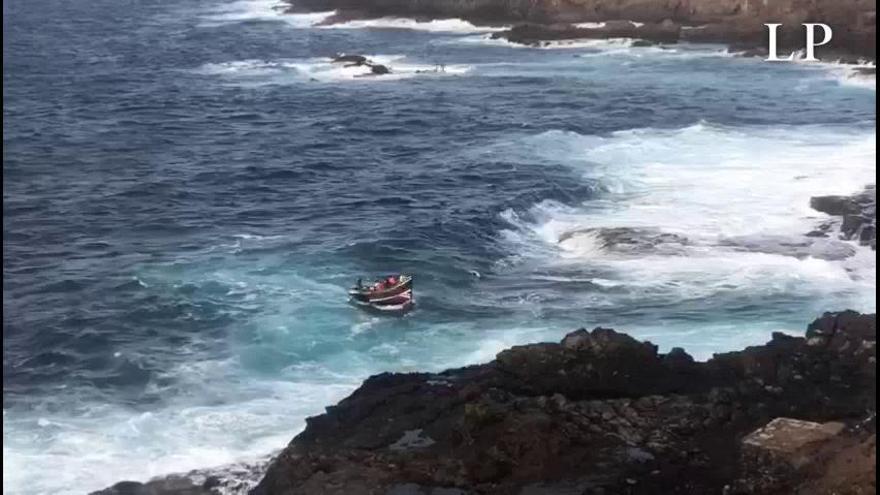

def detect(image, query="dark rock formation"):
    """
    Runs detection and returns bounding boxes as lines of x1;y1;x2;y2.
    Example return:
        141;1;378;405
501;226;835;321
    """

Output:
332;54;369;65
286;0;876;60
91;477;214;495
90;458;270;495
810;185;876;250
330;54;394;76
558;227;689;255
489;20;680;47
249;311;876;495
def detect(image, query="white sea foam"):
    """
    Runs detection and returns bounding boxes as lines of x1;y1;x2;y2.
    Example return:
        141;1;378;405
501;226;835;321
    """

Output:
454;34;733;60
2;370;357;495
573;20;645;29
574;22;606;29
535;37;636;50
497;122;877;313
199;0;334;27
318;17;507;33
825;62;875;91
784;51;877;91
198;55;471;84
1;257;565;495
452;34;638;51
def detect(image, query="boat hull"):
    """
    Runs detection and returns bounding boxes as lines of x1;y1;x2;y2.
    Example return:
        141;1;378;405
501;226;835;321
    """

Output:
348;275;412;302
349;290;414;315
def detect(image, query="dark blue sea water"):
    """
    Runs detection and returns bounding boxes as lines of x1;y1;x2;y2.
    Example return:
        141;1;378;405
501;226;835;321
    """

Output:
3;0;876;492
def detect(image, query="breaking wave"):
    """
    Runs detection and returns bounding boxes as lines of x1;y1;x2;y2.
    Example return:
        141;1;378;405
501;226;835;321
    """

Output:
196;56;472;84
497;122;877;315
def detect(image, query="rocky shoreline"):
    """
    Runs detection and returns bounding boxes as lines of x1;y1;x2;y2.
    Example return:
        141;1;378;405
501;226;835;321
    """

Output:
285;0;876;62
94;310;876;495
92;188;878;495
810;185;877;251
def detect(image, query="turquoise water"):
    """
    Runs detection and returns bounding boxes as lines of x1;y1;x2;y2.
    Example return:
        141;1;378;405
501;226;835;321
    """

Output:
3;0;876;492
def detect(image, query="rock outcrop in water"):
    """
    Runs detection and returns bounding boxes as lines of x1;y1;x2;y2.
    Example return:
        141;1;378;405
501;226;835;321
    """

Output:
810;185;876;250
331;53;393;76
241;311;876;495
288;0;876;60
558;226;690;255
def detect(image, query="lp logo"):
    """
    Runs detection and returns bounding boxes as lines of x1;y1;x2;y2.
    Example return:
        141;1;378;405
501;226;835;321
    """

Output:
764;23;833;61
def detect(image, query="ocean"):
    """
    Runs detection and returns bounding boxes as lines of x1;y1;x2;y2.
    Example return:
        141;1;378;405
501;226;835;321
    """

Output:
2;0;876;493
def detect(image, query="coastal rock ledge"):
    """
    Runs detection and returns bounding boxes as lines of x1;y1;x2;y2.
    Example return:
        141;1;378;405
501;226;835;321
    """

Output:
287;0;876;60
94;311;876;495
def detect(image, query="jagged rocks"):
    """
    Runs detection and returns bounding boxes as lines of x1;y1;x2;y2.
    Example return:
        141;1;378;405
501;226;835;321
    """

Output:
730;417;875;494
89;459;270;495
330;54;393;76
810;186;877;250
91;314;876;494
286;0;876;60
557;227;689;256
91;477;215;495
742;418;846;458
246;312;875;495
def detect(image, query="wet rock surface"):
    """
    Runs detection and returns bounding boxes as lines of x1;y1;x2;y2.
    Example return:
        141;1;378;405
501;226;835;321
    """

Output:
90;459;270;495
287;0;876;60
330;53;393;77
245;311;875;495
558;227;690;255
810;185;876;250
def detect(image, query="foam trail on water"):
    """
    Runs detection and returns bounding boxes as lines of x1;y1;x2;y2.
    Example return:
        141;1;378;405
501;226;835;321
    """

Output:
451;35;735;61
496;122;877;315
457;35;637;50
199;0;334;27
2;371;359;495
318;17;508;33
197;55;472;84
782;51;877;91
574;22;607;29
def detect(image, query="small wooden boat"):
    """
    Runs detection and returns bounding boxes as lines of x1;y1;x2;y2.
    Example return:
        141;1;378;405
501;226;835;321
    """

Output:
348;274;414;315
348;274;412;303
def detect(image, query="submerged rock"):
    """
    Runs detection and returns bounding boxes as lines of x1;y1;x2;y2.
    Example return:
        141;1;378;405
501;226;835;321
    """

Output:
558;226;689;255
369;63;391;75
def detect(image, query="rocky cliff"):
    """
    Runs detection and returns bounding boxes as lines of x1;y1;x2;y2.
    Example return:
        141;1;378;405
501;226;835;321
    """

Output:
810;185;876;250
243;311;876;495
92;311;876;495
286;0;876;60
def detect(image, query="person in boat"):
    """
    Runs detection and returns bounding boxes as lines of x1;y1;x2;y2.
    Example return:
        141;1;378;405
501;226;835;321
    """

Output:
356;278;363;290
387;276;397;286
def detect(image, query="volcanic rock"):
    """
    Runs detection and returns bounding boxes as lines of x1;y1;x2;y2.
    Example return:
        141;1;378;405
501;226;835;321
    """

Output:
286;0;876;60
248;311;876;494
810;185;876;249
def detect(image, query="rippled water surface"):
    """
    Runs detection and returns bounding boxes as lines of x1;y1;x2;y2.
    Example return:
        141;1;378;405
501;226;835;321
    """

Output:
3;0;876;493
